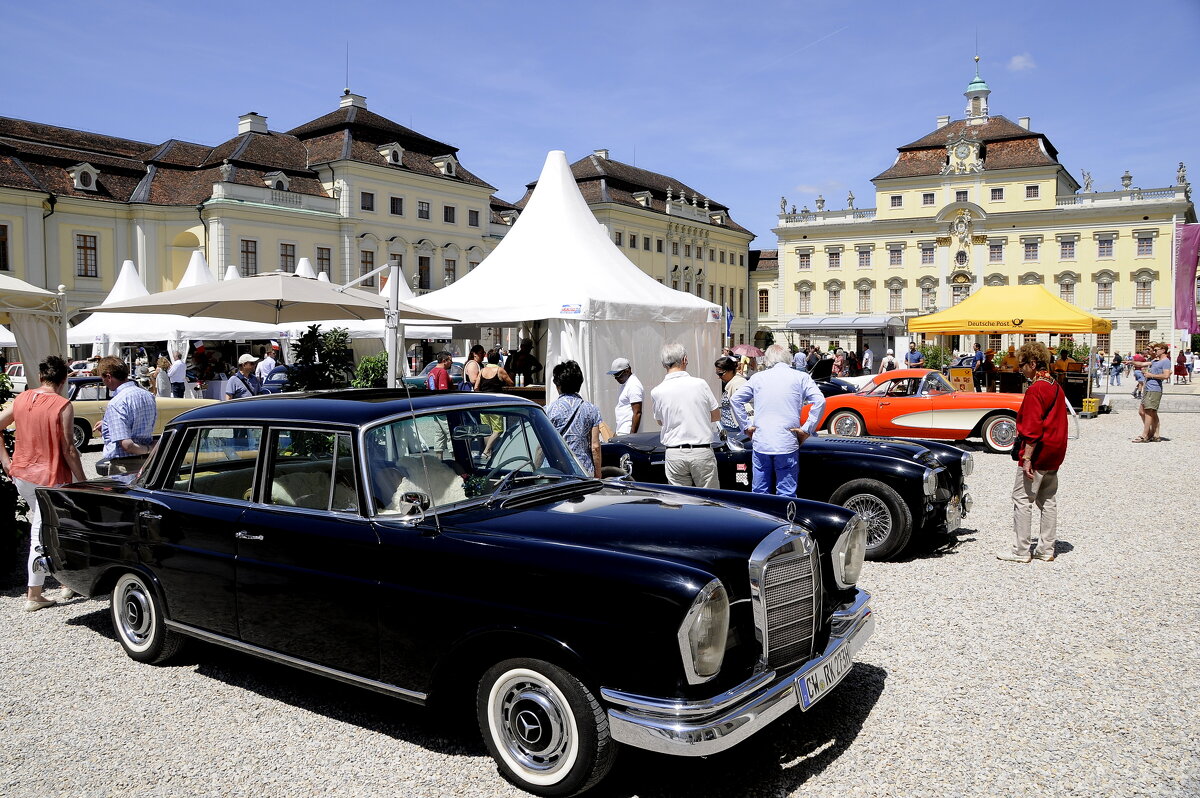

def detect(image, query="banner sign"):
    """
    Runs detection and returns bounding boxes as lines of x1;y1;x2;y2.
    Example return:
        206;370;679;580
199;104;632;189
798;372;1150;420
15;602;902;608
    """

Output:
1174;223;1200;334
948;367;975;393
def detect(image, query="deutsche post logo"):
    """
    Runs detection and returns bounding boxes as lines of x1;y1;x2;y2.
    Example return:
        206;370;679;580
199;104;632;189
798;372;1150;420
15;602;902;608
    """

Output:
1012;318;1024;327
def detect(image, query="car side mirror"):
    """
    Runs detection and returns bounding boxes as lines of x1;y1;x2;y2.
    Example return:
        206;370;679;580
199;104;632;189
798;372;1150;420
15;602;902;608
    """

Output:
400;491;431;512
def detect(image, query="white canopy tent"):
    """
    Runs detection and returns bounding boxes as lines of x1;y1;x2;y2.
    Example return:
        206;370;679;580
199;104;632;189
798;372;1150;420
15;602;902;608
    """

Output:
407;150;723;426
0;273;66;373
68;257;280;356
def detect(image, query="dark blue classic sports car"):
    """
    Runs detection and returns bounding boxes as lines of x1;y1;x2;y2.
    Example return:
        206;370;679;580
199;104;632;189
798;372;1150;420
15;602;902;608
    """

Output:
34;389;873;797
602;430;973;561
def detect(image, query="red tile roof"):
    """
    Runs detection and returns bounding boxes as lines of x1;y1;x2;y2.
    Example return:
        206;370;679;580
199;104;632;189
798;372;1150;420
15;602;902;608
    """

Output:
874;115;1061;180
0;101;497;205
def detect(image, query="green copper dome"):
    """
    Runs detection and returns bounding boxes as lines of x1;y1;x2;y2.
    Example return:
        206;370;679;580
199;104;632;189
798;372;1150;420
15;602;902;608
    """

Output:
966;74;990;93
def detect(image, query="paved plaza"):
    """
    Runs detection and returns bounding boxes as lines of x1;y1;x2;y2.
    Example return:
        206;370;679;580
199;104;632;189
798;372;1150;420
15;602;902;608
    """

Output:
1;406;1196;797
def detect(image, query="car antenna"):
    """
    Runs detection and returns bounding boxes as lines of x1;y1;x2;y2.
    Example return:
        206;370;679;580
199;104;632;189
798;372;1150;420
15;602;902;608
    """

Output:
398;369;443;537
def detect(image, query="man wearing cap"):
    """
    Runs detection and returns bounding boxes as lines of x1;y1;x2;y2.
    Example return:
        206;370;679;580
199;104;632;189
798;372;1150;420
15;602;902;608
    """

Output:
607;357;643;435
256;341;280;381
226;354;263;400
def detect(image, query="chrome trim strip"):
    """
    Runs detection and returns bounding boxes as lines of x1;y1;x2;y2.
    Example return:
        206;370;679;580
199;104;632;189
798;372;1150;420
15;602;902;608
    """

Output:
164;621;427;704
603;589;873;757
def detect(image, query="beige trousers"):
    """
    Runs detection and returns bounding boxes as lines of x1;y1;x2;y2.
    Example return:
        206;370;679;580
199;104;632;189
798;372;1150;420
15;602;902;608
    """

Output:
664;448;720;489
1012;468;1059;557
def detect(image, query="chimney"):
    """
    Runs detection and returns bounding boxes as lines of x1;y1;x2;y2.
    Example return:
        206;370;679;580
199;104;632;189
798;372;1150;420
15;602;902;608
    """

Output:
238;112;268;135
1018;116;1030;130
593;148;609;160
936;115;951;129
339;90;368;109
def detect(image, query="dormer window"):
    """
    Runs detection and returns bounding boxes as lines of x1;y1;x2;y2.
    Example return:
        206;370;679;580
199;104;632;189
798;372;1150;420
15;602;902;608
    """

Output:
263;171;290;191
631;190;653;208
68;163;99;192
377;142;405;165
432;154;459;177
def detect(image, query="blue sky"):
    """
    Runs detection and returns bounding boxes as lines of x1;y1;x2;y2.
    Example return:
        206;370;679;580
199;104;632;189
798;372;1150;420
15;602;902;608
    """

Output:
6;0;1199;243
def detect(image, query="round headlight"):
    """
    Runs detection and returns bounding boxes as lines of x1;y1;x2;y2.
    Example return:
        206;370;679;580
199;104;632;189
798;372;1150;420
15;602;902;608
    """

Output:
678;580;729;684
960;451;974;477
923;467;938;497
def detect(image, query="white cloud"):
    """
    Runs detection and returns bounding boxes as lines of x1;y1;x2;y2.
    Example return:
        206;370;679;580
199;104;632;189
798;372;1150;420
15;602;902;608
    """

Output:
1007;53;1036;72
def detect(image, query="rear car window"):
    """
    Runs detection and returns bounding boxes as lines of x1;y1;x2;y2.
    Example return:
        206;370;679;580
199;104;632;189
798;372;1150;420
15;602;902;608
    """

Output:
168;427;262;500
267;429;359;513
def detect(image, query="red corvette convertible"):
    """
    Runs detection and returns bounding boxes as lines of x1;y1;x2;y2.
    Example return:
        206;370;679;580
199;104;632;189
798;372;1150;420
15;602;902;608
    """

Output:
802;368;1025;454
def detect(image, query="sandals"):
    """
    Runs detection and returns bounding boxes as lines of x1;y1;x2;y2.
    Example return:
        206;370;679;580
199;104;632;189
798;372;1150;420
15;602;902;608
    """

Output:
1130;436;1149;443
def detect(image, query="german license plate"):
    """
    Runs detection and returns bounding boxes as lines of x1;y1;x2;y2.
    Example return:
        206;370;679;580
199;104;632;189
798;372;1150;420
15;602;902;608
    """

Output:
946;502;962;532
797;641;853;709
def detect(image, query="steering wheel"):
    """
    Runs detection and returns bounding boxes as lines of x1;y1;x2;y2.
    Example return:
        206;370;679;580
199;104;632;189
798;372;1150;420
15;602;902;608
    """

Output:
484;455;537;482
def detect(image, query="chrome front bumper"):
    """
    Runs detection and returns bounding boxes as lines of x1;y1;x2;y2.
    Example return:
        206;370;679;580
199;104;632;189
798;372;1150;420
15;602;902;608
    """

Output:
601;589;874;756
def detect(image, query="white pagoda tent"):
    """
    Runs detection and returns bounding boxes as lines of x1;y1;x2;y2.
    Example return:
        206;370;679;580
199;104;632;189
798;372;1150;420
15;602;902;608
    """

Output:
406;150;723;425
68;254;279;356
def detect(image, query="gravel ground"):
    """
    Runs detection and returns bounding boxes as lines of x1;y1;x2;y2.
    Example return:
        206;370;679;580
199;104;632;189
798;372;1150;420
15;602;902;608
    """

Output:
2;410;1197;798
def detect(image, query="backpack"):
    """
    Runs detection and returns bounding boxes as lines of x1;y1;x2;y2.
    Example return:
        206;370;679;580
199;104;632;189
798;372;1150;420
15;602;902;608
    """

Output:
884;358;897;372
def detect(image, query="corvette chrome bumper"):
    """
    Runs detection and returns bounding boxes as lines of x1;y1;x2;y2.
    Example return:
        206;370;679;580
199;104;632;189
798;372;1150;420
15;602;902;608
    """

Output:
601;589;874;756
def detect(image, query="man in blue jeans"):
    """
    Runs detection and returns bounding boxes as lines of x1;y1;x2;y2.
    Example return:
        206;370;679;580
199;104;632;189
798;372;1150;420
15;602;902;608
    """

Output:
731;344;825;497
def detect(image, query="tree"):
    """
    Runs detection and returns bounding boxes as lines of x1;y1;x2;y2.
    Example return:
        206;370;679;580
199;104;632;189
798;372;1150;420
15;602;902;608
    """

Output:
288;325;354;392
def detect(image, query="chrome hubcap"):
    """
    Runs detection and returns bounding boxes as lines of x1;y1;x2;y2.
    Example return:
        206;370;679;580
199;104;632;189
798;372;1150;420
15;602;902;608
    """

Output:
988;418;1017;448
844;494;893;546
117;582;153;645
494;676;570;775
832;415;861;436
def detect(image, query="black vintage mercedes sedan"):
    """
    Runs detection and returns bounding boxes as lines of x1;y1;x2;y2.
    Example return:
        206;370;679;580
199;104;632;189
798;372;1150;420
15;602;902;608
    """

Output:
602;431;973;561
34;389;874;797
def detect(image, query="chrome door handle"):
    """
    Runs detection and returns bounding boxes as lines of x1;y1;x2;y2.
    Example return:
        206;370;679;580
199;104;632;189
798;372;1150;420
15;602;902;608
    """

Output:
139;510;162;521
879;401;891;406
235;530;264;541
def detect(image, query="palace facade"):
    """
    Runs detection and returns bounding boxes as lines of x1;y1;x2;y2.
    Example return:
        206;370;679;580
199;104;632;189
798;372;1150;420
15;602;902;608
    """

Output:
759;69;1195;357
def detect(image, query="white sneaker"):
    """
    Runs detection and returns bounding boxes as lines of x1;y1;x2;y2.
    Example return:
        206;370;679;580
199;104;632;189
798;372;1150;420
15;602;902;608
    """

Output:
996;550;1031;563
1032;550;1056;562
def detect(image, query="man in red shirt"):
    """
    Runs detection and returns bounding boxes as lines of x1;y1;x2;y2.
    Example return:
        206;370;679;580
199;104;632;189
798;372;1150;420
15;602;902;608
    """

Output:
998;341;1068;563
426;352;453;390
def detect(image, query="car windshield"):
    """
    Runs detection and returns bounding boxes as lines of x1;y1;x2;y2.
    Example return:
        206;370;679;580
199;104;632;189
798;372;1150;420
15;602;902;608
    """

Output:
922;373;955;394
364;404;589;516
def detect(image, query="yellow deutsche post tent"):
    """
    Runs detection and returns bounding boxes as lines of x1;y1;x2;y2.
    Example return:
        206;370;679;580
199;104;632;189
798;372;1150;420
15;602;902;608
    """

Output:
907;284;1112;335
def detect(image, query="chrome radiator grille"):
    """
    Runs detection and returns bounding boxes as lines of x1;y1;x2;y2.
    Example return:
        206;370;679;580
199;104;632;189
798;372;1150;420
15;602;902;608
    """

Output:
753;536;821;670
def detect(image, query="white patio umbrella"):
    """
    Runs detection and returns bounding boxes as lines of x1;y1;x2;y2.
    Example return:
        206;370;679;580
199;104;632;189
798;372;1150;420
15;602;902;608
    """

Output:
85;270;455;326
224;265;241;281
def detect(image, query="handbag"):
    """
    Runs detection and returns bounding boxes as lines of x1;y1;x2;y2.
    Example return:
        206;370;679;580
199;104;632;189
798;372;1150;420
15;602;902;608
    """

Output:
1010;381;1062;461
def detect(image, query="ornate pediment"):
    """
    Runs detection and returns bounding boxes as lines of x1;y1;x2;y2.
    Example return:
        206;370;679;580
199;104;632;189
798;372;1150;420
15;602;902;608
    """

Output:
941;132;983;175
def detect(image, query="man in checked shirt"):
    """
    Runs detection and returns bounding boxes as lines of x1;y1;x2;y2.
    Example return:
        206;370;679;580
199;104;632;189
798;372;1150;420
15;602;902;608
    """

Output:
93;356;157;481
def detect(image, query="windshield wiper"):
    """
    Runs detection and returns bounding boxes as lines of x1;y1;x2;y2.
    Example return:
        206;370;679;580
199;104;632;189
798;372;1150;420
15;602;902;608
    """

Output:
486;472;589;506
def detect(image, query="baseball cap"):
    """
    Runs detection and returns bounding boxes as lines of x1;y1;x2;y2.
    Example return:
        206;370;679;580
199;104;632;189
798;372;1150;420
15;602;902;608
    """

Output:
607;357;631;374
238;353;258;365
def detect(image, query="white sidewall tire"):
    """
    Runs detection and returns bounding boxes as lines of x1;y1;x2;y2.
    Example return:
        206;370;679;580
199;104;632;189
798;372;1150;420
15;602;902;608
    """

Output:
486;667;580;787
112;572;158;655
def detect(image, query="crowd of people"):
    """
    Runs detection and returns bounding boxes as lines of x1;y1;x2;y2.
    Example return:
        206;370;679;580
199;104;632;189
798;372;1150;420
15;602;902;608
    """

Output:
4;329;1194;612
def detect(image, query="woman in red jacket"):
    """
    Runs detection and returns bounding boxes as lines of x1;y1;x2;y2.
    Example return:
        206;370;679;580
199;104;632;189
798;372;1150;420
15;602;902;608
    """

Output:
998;341;1068;563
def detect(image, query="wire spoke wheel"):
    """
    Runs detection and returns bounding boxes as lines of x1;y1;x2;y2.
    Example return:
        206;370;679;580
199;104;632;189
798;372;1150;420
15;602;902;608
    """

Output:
843;493;893;546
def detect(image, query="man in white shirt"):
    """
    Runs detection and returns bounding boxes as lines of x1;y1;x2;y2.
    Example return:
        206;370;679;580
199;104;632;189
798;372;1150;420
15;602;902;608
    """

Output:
860;345;873;375
167;351;187;398
256;341;279;381
650;343;720;488
607;356;643;435
731;344;825;497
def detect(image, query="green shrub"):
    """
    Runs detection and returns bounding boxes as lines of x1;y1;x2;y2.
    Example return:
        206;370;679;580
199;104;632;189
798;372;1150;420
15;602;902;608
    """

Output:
352;352;389;388
919;343;952;370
